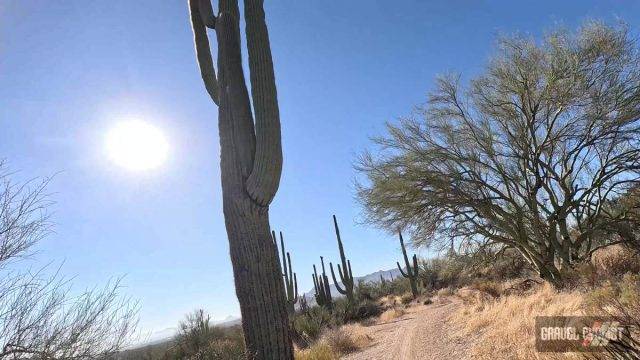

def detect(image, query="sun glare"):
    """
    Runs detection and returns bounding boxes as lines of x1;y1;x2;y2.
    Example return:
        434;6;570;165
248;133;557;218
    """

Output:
105;120;168;171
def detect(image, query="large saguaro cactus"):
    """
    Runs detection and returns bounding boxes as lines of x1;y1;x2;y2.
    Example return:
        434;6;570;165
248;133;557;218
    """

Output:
396;231;419;298
329;215;355;302
188;0;292;358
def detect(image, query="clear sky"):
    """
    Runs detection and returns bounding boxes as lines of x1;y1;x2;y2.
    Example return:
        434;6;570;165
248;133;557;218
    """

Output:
2;0;640;337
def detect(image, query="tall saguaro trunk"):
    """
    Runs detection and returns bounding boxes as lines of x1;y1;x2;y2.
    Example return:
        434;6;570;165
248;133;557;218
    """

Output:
188;0;293;358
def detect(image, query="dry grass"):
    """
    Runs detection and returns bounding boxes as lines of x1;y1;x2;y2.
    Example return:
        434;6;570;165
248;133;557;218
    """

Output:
295;325;372;360
377;308;406;323
378;294;402;308
437;286;455;296
451;283;584;359
295;342;337;360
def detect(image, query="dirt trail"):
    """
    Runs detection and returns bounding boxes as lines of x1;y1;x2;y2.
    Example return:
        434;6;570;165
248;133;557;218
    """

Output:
343;297;470;360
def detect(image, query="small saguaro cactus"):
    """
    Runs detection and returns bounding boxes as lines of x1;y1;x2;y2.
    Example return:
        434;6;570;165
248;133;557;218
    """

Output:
273;231;298;315
379;273;386;285
396;230;419;298
329;215;355;302
312;257;333;308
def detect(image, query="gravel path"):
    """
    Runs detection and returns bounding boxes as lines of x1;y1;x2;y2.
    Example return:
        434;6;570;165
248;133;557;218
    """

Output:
343;297;471;360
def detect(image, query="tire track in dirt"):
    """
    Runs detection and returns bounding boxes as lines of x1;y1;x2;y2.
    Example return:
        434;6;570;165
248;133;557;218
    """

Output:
343;297;470;360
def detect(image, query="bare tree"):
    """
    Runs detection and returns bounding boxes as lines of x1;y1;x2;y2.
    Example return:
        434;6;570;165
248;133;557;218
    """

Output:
357;22;640;286
188;0;292;358
0;162;138;359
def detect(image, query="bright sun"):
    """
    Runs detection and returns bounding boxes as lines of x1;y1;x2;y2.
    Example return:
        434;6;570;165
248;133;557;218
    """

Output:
105;120;168;171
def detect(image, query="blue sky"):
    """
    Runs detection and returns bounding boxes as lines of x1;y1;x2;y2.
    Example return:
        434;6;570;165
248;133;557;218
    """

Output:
2;0;640;336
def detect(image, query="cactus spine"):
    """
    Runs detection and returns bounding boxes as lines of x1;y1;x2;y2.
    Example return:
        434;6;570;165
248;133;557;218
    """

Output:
396;230;419;298
329;215;355;302
273;231;298;315
312;257;333;308
188;0;292;357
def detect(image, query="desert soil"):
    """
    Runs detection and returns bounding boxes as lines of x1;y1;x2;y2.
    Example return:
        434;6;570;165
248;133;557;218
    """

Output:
343;297;471;360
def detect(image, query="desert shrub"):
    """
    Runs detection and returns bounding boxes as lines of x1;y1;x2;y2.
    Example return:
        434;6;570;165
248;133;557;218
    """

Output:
472;249;530;281
165;310;245;360
501;278;543;296
469;280;502;298
591;245;640;278
419;250;529;293
436;286;455;297
420;256;465;290
333;298;381;324
198;339;246;360
294;325;371;360
584;274;640;357
293;297;381;349
378;308;405;323
557;245;640;290
295;341;337;360
355;277;412;300
292;306;333;347
321;328;360;355
400;292;414;305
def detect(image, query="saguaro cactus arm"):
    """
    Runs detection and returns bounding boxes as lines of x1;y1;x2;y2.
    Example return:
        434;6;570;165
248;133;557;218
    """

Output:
312;267;319;294
188;0;219;104
320;257;332;303
198;0;217;28
399;231;412;272
191;0;279;206
329;262;346;294
279;232;289;283
397;261;409;278
244;0;282;206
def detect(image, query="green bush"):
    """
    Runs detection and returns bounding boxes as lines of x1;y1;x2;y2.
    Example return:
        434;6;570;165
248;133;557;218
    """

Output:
331;298;382;324
355;277;411;300
292;297;382;349
293;306;334;347
419;249;530;292
420;256;466;290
